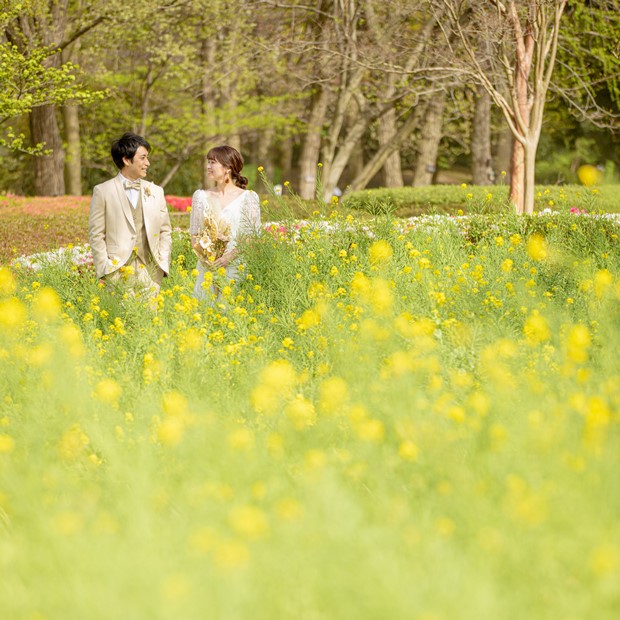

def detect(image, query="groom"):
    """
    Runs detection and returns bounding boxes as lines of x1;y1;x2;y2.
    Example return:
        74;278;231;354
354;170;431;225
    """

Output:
88;132;172;297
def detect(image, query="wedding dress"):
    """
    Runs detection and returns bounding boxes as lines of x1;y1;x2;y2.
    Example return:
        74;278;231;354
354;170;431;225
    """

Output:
190;189;261;301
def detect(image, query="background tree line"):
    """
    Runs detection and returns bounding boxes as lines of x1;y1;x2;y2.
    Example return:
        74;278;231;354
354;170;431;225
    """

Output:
1;0;619;212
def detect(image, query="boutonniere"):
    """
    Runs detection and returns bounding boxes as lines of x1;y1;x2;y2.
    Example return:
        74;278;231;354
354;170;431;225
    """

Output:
144;185;152;198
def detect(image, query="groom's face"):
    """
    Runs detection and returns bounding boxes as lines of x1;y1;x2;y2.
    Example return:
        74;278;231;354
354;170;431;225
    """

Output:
122;146;150;180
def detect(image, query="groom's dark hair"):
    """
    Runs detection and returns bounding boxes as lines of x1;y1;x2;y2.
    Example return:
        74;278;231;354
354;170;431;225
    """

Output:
111;132;151;170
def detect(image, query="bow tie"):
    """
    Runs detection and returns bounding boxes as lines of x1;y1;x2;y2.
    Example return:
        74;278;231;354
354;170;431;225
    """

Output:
124;180;141;190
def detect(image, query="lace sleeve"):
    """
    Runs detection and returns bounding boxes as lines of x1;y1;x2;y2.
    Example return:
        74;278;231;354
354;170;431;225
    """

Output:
238;191;261;235
190;189;207;236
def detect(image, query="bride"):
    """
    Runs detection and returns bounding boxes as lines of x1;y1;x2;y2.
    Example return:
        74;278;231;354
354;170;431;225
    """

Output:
190;145;261;301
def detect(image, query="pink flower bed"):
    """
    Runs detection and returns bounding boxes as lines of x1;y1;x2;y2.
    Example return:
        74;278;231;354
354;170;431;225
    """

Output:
166;196;192;212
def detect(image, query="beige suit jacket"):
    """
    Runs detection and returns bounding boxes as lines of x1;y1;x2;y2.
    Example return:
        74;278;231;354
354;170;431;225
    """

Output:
88;175;172;279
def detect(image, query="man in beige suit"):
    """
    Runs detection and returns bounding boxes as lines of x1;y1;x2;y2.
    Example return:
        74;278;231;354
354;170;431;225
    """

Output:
88;132;172;297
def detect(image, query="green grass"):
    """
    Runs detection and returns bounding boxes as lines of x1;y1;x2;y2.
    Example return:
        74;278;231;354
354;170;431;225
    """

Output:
1;208;619;619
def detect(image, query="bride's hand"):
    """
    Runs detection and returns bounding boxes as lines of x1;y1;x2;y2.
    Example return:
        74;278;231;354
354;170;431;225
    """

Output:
212;253;231;269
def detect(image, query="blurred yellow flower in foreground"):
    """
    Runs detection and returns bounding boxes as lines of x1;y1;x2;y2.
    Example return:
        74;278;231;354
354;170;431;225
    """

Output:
0;297;26;329
228;505;269;540
523;311;550;344
94;378;123;406
318;376;349;414
260;359;297;391
0;268;16;296
369;240;393;266
526;234;547;261
32;287;62;319
156;416;185;446
589;544;619;576
577;164;603;187
162;390;190;418
0;434;15;453
565;324;591;363
285;394;316;429
60;323;85;358
594;269;613;299
58;424;90;461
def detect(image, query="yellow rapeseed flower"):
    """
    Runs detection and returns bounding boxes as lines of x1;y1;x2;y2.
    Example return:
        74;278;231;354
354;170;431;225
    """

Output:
260;359;297;391
354;418;385;443
589;544;619;576
213;539;250;569
251;384;280;414
228;427;255;451
370;278;393;315
162;391;190;418
318;376;349;414
526;235;547;261
577;164;603;187
59;323;85;358
228;505;268;540
32;286;62;319
0;434;15;453
594;269;613;299
285;394;316;429
94;378;122;406
0;297;26;329
156;416;184;446
398;440;418;461
58;424;90;461
368;240;393;266
0;268;16;296
524;311;551;344
275;498;303;521
565;324;591;363
297;307;321;330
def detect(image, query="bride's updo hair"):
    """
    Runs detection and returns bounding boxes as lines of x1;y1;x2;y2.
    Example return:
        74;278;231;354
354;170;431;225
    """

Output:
207;145;248;189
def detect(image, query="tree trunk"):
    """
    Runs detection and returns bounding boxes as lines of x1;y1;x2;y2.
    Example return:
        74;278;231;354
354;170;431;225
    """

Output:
257;127;275;180
494;125;513;182
201;37;216;188
349;106;421;191
30;105;65;196
378;107;403;187
299;88;328;200
509;138;525;213
471;87;493;185
523;140;537;215
61;41;81;196
412;93;446;187
322;112;368;200
279;136;294;185
63;105;82;195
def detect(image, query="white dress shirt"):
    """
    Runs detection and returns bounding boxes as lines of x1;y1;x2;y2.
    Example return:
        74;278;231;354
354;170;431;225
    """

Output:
119;173;139;208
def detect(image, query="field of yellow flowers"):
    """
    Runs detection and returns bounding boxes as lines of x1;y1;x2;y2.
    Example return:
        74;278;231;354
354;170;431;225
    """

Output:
1;201;619;619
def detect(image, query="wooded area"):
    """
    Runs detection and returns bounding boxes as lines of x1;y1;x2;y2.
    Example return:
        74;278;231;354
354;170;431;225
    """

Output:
1;0;619;213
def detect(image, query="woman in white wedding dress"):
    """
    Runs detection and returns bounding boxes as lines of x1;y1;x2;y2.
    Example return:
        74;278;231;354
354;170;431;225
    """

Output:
190;145;261;301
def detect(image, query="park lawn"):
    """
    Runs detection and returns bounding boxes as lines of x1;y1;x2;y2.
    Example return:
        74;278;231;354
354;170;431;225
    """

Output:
0;195;192;264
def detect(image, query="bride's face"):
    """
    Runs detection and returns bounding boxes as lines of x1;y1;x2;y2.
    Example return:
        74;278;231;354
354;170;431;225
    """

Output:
207;158;228;182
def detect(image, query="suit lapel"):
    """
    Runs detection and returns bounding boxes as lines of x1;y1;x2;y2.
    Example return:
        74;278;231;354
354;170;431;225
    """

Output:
141;182;157;237
114;177;136;232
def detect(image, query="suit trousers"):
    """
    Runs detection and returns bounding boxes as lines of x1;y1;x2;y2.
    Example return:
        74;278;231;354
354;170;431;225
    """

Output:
104;255;164;298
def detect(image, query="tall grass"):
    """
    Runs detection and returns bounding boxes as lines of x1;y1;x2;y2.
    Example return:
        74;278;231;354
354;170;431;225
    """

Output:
1;207;619;619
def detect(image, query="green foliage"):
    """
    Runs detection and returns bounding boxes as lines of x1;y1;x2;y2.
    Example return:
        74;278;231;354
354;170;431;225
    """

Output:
0;43;104;153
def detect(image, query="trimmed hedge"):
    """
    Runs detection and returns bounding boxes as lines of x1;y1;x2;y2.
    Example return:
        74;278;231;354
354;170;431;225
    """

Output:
341;184;620;216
